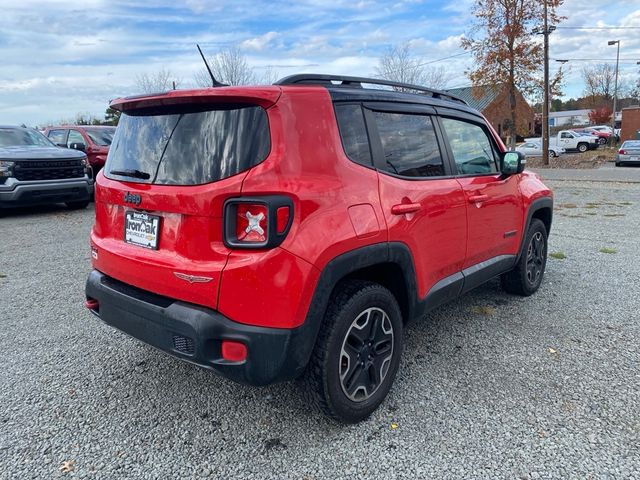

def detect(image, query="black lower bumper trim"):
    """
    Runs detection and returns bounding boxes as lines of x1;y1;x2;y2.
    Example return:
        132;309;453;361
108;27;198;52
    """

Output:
85;270;312;386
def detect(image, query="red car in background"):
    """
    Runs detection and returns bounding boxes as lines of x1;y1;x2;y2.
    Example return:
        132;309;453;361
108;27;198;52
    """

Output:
44;125;115;172
572;127;611;145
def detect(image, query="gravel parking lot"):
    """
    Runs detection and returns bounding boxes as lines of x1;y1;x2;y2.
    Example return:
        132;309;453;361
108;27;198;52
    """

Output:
1;180;639;479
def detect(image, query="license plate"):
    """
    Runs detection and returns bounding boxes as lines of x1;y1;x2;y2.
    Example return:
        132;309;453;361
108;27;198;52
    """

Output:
124;211;160;249
630;156;638;161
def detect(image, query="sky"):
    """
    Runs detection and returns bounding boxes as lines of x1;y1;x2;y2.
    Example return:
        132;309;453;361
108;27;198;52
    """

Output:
1;0;639;126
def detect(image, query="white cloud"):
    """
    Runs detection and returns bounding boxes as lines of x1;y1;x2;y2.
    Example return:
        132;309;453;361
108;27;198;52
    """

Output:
241;31;280;51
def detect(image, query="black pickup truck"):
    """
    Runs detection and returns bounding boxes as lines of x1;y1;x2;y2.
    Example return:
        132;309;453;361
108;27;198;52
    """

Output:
0;125;94;211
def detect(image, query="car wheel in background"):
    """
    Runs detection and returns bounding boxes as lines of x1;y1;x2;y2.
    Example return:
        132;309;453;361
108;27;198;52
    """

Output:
66;201;90;210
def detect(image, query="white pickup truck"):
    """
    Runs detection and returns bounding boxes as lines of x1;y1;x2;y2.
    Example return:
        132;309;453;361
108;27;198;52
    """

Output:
526;130;599;153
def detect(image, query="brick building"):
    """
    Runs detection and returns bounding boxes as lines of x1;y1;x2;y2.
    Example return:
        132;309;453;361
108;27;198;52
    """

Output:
621;106;640;142
446;85;535;142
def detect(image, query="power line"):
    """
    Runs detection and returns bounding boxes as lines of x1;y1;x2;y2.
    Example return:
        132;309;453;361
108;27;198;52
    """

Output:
556;26;640;30
413;51;471;68
551;58;640;62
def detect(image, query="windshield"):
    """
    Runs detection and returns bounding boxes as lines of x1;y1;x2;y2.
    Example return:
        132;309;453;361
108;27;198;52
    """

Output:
105;104;270;185
0;128;55;147
85;128;115;146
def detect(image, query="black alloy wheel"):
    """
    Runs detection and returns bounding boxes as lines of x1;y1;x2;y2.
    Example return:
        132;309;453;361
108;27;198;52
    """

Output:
526;231;545;287
339;307;394;402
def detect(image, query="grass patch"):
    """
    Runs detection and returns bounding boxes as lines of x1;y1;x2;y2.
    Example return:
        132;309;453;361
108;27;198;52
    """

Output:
584;203;600;209
560;203;578;209
599;247;617;254
619;201;633;206
584;212;597;216
549;252;566;260
0;273;6;278
470;306;496;316
603;213;626;217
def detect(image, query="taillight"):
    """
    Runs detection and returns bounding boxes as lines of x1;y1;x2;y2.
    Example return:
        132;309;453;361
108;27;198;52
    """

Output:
618;149;625;155
223;196;293;249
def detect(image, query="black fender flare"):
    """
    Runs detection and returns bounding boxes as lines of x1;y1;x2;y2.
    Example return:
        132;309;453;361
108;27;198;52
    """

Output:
516;197;553;263
287;242;419;378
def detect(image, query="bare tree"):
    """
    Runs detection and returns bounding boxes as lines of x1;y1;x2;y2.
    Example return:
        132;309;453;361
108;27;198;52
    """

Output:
374;44;452;90
194;47;256;86
582;64;615;104
582;63;631;108
256;66;280;85
135;67;181;94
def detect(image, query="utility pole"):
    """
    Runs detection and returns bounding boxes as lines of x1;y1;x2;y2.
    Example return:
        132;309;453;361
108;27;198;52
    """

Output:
608;40;620;145
534;2;555;165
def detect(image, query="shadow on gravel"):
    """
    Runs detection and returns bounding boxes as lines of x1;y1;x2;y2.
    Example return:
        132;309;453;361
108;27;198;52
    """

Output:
86;277;523;429
0;203;79;218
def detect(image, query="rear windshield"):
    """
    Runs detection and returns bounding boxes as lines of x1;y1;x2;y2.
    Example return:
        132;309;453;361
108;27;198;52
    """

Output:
104;104;270;185
85;128;115;146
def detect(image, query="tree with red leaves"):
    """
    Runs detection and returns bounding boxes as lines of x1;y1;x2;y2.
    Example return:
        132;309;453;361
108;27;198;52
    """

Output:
588;106;612;125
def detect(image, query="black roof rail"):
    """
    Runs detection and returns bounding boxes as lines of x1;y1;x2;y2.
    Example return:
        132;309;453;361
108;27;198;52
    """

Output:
275;74;467;105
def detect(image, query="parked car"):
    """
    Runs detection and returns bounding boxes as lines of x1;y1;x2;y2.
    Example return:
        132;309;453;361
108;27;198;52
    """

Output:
0;125;93;211
616;140;640;166
528;130;599;153
85;74;553;423
573;128;610;145
516;141;565;157
44;125;115;173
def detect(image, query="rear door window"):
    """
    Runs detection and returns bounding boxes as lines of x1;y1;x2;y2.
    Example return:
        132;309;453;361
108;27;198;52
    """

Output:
105;105;270;185
372;111;445;177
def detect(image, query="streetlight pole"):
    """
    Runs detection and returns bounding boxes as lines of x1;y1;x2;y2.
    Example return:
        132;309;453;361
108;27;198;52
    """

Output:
608;40;620;145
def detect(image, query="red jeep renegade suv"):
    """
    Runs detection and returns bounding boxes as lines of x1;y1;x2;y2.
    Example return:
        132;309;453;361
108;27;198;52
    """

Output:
85;74;553;423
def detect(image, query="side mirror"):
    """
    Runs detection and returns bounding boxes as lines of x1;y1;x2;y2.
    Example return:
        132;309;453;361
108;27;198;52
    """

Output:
69;142;86;152
501;151;526;175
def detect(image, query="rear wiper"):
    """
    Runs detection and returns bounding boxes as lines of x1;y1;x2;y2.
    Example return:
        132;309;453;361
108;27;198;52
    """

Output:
109;169;151;180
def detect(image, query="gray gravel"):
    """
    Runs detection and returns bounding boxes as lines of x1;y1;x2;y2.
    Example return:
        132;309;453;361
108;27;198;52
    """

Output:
1;181;639;479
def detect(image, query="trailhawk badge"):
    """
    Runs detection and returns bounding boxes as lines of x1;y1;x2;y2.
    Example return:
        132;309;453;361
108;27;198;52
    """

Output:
173;272;214;284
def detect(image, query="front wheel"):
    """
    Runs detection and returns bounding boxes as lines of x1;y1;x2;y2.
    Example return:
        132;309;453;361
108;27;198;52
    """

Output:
501;218;548;296
301;281;403;423
549;150;557;158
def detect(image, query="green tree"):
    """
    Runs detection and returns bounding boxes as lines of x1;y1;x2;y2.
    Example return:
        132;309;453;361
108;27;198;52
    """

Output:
104;107;121;126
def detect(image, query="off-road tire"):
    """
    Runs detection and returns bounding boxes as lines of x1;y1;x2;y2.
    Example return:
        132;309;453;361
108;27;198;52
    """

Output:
66;200;89;210
501;218;548;296
300;280;403;423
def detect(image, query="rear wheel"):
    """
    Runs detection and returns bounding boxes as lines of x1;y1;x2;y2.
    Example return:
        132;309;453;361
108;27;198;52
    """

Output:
501;218;548;296
577;143;588;153
301;280;403;423
66;200;89;210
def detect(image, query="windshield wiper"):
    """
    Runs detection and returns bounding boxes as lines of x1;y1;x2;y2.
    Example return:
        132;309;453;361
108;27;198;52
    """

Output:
109;169;151;180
